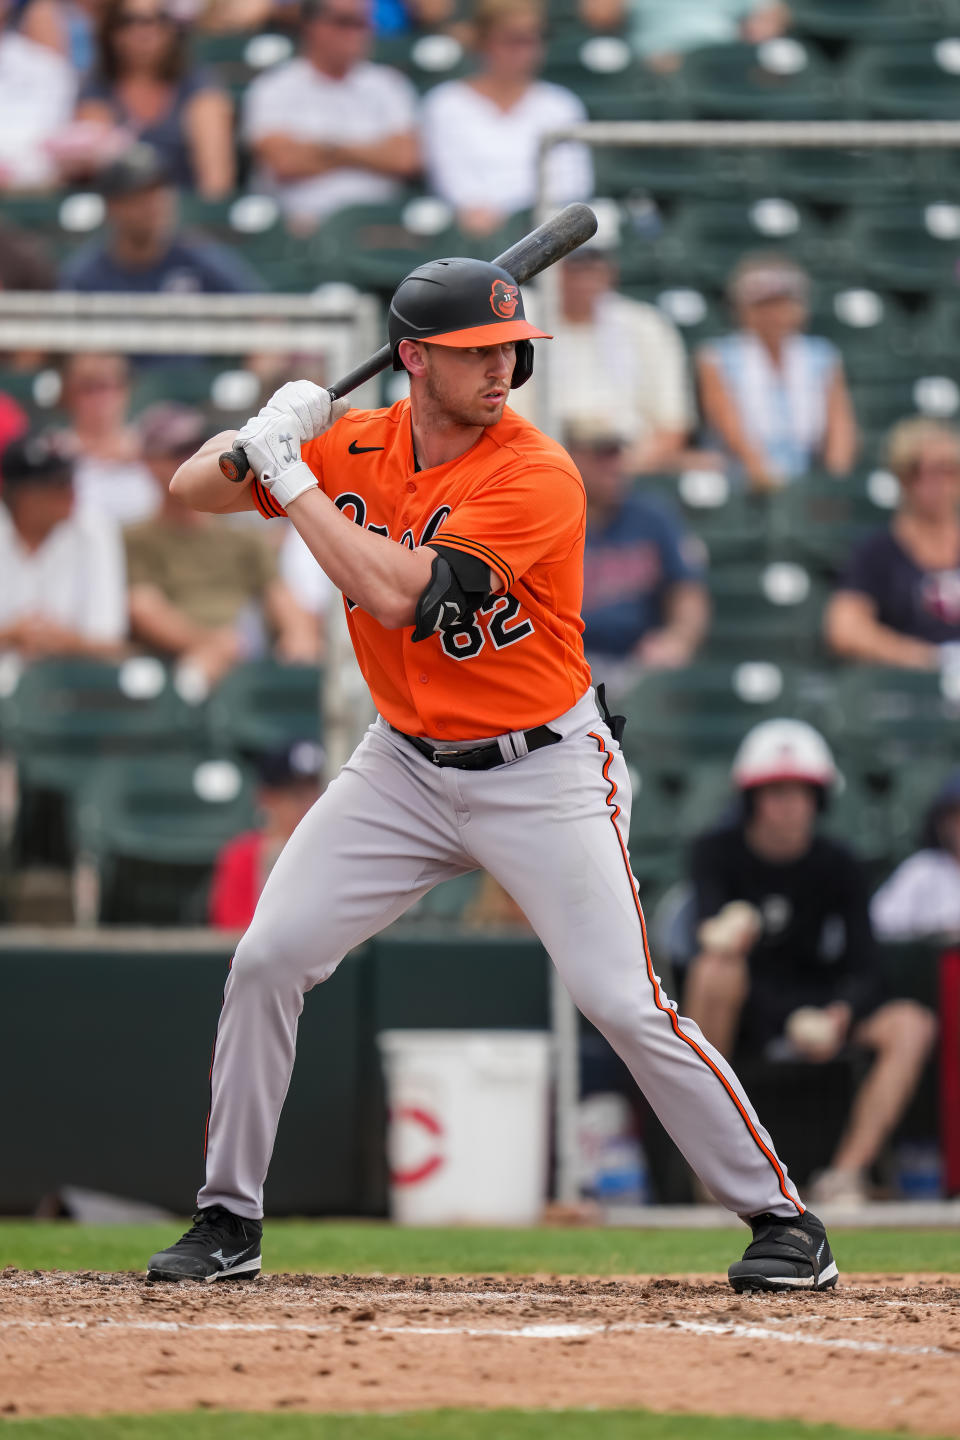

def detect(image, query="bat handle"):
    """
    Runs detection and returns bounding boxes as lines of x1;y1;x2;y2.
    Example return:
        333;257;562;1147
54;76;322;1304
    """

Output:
217;381;344;483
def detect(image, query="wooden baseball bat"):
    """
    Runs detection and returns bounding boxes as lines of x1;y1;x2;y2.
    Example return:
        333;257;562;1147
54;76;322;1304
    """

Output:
218;202;598;482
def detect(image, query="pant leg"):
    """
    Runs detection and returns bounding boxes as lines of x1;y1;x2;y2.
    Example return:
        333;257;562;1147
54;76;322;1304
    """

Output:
462;701;803;1219
199;723;468;1219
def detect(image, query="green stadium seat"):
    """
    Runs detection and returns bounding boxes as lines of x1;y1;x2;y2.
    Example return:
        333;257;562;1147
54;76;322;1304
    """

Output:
543;32;681;120
913;297;960;365
790;0;951;43
833;666;960;765
634;286;728;349
128;363;225;413
809;289;918;384
848;41;960;120
374;31;472;92
0;369;42;408
766;467;899;578
676;40;846;120
593;147;748;203
822;768;897;879
836;204;960;292
618;661;833;766
72;754;257;924
706;561;829;662
850;371;960;447
311;199;529;298
658;198;825;289
205;659;322;756
745;148;916;205
671;469;770;567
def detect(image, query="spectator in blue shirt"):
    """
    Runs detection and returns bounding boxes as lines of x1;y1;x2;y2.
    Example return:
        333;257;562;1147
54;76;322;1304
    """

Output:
568;418;710;695
60;143;262;297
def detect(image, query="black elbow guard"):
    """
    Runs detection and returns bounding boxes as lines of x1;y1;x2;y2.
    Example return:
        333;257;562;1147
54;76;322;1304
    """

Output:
412;547;492;643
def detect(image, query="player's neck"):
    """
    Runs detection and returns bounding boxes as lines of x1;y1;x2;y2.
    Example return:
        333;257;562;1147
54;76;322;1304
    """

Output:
409;408;484;472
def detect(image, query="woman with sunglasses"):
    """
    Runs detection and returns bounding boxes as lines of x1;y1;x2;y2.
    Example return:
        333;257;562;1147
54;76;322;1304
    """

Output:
75;0;234;197
826;416;960;669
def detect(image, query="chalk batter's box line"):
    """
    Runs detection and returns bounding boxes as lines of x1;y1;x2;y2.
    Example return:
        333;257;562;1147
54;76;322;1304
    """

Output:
0;1316;954;1359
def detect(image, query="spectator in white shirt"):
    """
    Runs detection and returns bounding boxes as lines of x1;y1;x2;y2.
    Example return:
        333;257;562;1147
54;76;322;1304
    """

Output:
242;0;421;231
509;240;695;473
871;772;960;943
0;432;126;659
60;351;158;527
0;0;77;190
421;0;593;237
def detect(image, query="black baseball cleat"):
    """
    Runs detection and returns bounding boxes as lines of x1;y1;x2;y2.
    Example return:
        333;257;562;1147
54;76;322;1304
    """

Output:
728;1209;839;1293
146;1205;262;1282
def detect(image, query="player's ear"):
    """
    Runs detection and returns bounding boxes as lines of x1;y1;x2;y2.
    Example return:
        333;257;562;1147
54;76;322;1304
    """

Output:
398;339;428;378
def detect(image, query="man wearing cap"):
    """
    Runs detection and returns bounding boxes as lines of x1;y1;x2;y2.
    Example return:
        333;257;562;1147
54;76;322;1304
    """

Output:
510;238;695;475
242;0;420;230
0;432;126;660
125;404;319;698
684;719;936;1206
568;418;709;694
697;252;858;490
59;143;262;297
209;741;325;931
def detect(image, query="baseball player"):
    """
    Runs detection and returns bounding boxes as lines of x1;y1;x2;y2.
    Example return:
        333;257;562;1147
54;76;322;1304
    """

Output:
147;257;838;1293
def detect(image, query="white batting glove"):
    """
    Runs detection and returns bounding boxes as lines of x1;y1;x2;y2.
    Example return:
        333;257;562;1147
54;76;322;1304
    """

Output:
235;412;318;511
251;380;351;445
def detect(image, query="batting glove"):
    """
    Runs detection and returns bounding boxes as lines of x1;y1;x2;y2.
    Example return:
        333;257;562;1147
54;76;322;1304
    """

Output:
235;413;319;511
251;380;351;445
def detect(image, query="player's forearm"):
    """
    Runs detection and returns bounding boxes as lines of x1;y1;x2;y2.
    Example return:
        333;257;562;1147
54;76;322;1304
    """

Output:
171;433;253;514
287;486;435;629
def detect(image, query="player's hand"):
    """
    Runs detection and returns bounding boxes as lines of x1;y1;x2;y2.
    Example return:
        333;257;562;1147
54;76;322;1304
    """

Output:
253;381;351;445
235;412;319;511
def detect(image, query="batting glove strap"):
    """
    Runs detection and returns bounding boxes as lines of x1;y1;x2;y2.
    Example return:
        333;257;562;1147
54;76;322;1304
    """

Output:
267;460;319;510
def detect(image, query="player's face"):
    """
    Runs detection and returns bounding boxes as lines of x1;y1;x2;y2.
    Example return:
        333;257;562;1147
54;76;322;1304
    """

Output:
421;342;516;427
750;781;818;856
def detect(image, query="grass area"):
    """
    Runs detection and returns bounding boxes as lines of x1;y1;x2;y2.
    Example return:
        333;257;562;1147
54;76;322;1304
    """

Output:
2;1413;955;1440
1;1220;958;1277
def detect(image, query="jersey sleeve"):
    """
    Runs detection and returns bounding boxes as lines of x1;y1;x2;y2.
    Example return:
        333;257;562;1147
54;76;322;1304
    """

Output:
429;463;585;592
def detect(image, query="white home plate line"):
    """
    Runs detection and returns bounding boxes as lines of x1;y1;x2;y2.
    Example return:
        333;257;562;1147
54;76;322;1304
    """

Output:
0;1316;953;1359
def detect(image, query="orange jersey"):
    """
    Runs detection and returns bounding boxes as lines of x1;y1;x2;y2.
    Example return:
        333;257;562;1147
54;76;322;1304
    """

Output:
250;398;591;739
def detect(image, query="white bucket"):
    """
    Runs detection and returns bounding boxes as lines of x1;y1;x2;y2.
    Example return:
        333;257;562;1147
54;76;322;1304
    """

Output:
377;1029;552;1226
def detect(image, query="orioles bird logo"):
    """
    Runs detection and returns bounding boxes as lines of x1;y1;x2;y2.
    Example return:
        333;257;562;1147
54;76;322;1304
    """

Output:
489;280;519;319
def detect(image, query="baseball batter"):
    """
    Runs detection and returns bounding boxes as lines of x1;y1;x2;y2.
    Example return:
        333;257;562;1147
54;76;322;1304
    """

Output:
148;257;838;1293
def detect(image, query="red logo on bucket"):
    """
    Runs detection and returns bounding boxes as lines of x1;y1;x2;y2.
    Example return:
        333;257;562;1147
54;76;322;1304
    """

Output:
490;280;519;319
389;1105;445;1186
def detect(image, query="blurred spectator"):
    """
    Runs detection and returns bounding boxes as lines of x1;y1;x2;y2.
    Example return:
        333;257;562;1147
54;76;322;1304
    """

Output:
872;771;960;942
0;220;57;292
421;0;592;236
825;418;960;670
75;0;235;198
209;740;324;930
0;431;127;659
570;419;709;695
0;0;77;190
0;392;28;474
20;0;106;73
629;0;790;71
696;253;857;492
60;351;158;525
242;0;420;231
510;238;695;473
279;524;334;658
125;402;319;694
60;143;261;295
684;719;936;1206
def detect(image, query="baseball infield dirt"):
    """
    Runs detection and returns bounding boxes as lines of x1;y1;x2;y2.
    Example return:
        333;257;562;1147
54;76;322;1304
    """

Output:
3;1270;960;1433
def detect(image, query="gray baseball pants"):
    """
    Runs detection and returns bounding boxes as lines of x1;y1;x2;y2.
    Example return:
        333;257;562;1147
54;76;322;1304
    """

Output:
199;687;803;1221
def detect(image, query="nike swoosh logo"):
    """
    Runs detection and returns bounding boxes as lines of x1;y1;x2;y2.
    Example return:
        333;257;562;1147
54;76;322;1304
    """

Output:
348;441;384;454
211;1248;246;1269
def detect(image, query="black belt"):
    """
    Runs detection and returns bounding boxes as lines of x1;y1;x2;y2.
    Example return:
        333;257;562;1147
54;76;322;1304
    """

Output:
393;723;561;771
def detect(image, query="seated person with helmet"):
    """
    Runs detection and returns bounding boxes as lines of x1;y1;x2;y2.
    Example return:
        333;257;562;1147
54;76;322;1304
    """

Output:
683;719;937;1207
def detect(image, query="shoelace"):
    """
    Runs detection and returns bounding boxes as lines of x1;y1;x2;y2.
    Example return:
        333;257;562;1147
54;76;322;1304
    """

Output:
170;1208;234;1249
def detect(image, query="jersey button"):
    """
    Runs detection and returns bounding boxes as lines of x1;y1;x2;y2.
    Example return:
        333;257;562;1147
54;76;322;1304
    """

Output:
406;481;417;493
419;673;429;684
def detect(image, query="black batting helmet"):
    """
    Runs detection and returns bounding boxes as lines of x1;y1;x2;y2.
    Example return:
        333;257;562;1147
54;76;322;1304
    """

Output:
387;257;550;389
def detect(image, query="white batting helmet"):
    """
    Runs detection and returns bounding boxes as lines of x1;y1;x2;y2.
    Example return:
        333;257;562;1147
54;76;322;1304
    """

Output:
731;719;839;792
